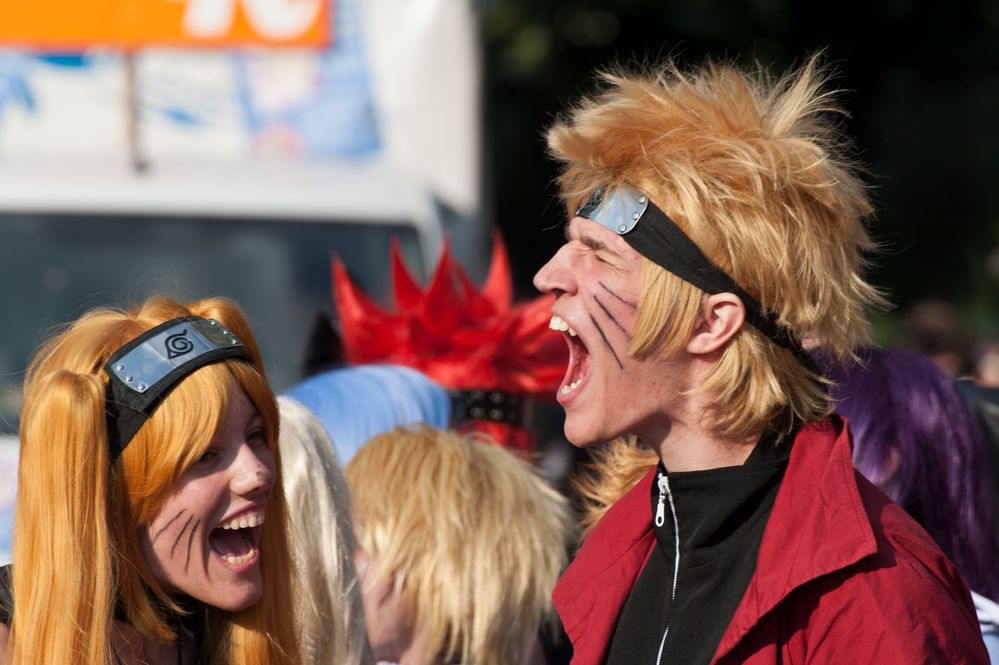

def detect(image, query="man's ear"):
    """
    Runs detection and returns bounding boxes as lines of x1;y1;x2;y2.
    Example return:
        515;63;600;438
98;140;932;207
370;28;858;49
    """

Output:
686;293;745;356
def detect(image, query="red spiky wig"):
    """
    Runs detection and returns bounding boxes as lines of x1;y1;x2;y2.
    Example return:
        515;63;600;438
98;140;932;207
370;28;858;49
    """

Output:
332;235;567;453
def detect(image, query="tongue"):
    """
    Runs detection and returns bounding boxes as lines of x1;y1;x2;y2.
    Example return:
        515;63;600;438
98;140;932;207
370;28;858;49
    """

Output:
569;341;591;385
209;528;251;557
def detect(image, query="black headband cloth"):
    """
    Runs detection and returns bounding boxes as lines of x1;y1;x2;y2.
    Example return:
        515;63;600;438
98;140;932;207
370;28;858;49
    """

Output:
103;316;252;461
448;389;529;427
578;186;815;370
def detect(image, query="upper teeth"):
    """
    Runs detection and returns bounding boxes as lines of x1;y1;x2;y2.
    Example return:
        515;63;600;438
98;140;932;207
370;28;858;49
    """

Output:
221;513;264;530
549;315;578;337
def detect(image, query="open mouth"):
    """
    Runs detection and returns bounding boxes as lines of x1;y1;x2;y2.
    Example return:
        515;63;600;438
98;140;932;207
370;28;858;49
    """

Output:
550;315;591;399
208;510;264;568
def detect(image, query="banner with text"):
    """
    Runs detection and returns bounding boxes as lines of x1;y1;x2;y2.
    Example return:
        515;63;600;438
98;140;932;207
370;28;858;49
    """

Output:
0;0;331;48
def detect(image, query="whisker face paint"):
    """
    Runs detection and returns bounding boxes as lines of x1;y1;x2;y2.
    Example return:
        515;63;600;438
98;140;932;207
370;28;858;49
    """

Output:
184;520;200;573
594;296;628;336
590;314;624;370
153;511;184;542
171;514;195;559
599;282;637;311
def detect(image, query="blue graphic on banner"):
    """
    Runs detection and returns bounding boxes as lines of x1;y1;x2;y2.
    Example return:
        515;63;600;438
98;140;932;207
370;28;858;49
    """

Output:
0;0;381;160
0;52;102;122
232;0;381;157
0;53;37;121
0;441;16;566
35;54;91;67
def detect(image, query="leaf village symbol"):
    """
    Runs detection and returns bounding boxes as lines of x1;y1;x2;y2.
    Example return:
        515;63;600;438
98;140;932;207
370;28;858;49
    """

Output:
165;329;195;360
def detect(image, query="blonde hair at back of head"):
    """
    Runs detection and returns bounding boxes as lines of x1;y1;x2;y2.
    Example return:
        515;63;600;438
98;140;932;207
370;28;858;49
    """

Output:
277;396;372;665
571;436;658;541
346;425;571;665
10;295;299;665
548;54;887;444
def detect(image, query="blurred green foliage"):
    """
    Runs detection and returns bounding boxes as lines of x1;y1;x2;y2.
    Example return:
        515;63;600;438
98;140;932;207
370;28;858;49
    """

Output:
480;0;999;346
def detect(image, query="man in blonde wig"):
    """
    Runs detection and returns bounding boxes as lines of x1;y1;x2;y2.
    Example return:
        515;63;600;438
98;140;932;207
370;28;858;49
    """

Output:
346;425;570;665
534;57;988;664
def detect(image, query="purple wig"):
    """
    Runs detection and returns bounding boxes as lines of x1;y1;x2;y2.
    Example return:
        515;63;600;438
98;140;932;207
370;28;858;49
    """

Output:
827;347;999;599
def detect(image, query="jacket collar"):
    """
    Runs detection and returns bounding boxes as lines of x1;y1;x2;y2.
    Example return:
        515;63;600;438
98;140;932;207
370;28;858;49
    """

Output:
710;416;876;662
553;468;657;664
553;416;877;665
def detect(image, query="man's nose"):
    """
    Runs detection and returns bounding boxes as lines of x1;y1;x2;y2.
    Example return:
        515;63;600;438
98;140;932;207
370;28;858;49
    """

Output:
533;245;575;297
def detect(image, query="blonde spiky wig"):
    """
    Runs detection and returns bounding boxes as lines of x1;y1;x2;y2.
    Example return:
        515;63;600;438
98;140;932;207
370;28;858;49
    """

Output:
9;295;299;665
277;396;372;665
548;55;887;440
346;426;571;665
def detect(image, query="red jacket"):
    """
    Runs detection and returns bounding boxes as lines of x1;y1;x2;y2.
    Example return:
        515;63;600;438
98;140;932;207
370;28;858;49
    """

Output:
554;417;988;664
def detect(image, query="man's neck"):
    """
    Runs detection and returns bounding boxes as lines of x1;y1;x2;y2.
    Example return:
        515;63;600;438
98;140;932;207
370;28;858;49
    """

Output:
638;392;761;472
653;431;759;472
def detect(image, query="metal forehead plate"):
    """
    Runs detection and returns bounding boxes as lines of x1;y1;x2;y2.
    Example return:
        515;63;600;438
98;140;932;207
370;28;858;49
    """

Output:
108;318;242;393
576;185;650;234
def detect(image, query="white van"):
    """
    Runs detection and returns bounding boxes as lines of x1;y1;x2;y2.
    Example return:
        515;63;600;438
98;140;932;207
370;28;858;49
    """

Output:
0;158;447;414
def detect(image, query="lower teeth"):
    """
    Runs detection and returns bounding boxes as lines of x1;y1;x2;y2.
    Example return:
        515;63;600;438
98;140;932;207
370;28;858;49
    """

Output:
222;546;256;565
561;380;581;394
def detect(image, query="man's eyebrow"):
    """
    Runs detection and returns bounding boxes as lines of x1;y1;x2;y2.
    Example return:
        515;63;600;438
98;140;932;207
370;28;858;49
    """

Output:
578;231;614;254
565;222;619;256
565;220;611;251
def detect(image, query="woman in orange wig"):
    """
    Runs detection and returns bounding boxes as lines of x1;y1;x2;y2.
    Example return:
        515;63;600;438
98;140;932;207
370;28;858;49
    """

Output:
0;295;299;665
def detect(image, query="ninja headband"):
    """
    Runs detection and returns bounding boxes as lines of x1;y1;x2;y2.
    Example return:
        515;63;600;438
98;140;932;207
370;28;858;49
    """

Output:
578;185;815;370
103;316;252;461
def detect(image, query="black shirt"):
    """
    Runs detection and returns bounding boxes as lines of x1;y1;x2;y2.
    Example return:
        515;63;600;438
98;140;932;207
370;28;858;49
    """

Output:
0;565;11;625
0;563;205;665
604;433;792;665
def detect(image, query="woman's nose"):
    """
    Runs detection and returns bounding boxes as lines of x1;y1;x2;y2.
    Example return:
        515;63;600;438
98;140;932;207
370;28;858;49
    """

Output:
231;444;275;499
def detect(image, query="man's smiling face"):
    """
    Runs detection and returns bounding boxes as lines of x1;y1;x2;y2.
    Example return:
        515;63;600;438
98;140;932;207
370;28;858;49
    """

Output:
533;217;685;447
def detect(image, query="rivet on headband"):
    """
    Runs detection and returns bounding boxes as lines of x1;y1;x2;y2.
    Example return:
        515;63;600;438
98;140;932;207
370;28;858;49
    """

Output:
103;316;252;461
577;185;816;371
448;389;528;427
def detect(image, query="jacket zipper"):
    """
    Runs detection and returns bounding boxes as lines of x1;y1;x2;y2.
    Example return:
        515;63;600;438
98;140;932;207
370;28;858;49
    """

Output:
654;471;680;665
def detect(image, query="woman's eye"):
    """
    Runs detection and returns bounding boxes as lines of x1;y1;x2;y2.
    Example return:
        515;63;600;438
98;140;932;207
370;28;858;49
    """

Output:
196;449;220;465
247;428;267;446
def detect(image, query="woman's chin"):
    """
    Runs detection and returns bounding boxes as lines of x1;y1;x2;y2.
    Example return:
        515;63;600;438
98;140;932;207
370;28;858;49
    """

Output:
190;577;265;613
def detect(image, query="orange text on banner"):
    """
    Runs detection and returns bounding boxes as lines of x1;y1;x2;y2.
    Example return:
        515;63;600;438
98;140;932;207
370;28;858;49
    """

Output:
0;0;332;49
